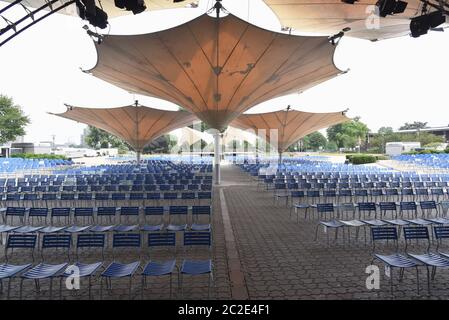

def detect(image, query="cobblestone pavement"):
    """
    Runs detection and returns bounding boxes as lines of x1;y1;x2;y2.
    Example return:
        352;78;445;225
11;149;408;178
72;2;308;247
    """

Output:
220;165;449;300
3;164;449;300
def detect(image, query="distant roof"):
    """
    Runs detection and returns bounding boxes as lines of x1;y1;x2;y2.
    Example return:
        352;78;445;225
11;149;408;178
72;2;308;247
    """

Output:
397;126;449;133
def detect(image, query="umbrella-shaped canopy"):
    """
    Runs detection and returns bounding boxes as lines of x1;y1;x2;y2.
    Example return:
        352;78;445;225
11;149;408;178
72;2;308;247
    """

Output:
263;0;437;41
50;104;197;151
86;12;344;131
0;0;198;18
230;107;350;152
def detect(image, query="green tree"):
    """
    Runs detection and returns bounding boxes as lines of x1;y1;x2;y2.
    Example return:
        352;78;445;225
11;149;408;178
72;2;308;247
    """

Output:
327;117;369;150
0;95;30;144
399;121;428;130
302;132;327;151
84;126;130;153
143;135;177;154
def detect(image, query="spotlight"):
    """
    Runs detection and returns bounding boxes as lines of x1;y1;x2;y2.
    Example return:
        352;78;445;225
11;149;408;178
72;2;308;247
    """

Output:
341;0;358;4
375;0;408;17
76;0;108;29
410;10;446;38
114;0;146;14
173;0;186;2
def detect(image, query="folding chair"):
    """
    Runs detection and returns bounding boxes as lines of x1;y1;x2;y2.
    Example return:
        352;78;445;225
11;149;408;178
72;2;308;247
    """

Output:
5;207;26;225
59;262;103;299
76;233;106;260
119;207;140;224
403;226;449;294
358;202;377;219
19;263;68;299
141;260;177;299
51;207;71;225
5;234;37;262
28;208;48;225
419;201;438;218
74;207;95;225
0;263;31;299
379;202;397;219
400;202;418;219
41;234;72;261
314;220;344;245
100;261;140;299
371;227;420;297
97;207;117;224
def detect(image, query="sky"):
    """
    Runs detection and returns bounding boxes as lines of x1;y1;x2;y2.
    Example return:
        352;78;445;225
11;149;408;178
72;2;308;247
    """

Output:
0;0;448;145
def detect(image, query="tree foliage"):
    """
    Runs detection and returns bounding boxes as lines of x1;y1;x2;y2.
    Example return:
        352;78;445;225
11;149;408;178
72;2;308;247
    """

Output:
302;132;327;151
399;121;428;130
0;95;30;144
327;117;369;149
143;135;177;154
84;126;130;153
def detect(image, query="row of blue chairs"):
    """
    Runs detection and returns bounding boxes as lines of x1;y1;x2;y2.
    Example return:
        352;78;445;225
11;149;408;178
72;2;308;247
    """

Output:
4;230;212;262
1;205;212;224
0;258;212;299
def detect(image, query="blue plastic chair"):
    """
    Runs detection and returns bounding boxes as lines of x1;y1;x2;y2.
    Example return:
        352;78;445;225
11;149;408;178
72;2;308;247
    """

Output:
100;261;140;299
112;233;141;259
51;207;71;225
5;207;26;224
19;263;68;299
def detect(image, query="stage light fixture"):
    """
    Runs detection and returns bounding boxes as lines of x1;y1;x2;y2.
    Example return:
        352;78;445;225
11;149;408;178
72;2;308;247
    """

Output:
76;0;108;29
341;0;358;4
114;0;146;15
173;0;186;3
410;10;446;38
375;0;408;17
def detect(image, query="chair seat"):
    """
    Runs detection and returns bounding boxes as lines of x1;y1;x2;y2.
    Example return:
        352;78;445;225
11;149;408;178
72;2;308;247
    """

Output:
180;260;212;275
408;252;449;267
62;262;103;278
101;261;140;278
142;260;176;276
425;218;449;225
89;225;115;232
166;224;187;232
382;219;410;226
39;226;67;233
0;225;19;233
319;220;344;228
374;253;418;268
405;218;433;226
0;263;32;279
64;225;92;233
362;219;387;226
13;226;43;233
113;225;138;232
340;220;365;227
21;263;68;279
191;224;211;231
141;224;164;232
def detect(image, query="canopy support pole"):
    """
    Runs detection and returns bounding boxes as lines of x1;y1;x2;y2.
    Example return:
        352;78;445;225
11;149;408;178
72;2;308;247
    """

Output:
278;152;283;165
136;150;141;164
214;132;221;185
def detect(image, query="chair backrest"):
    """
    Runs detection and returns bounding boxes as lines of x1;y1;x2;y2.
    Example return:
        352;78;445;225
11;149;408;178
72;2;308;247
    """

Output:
112;193;126;200
358;202;376;211
163;192;178;199
316;203;334;213
434;225;449;241
371;226;398;241
112;233;141;248
400;201;417;211
192;206;211;215
120;207;139;216
6;207;26;216
78;193;92;200
144;206;164;216
183;231;211;247
403;226;430;251
181;192;195;199
60;193;75;200
23;193;38;200
7;234;37;249
42;234;72;249
130;193;144;200
148;232;176;247
97;207;116;216
420;200;437;210
379;202;396;211
198;192;211;199
169;206;188;215
29;208;48;217
147;192;161;200
77;233;105;248
42;193;57;200
51;207;71;217
95;193;110;200
74;207;94;217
